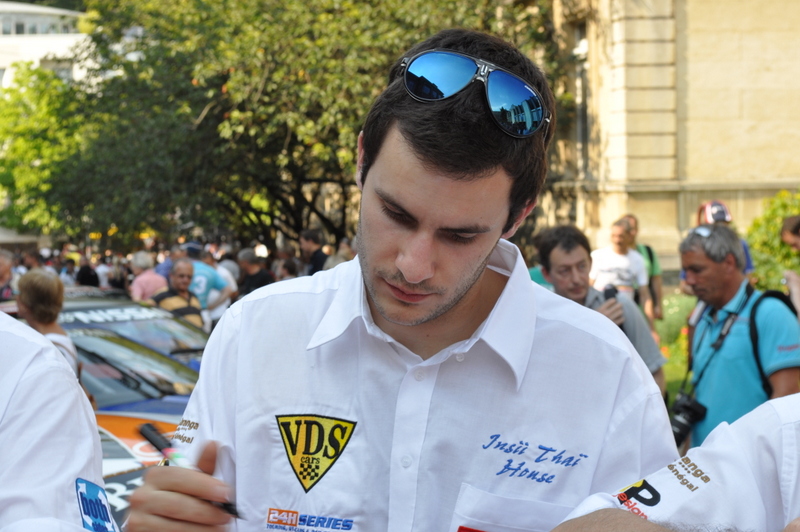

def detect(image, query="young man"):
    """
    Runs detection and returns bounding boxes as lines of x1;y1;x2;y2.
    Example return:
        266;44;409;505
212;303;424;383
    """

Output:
299;228;330;275
681;224;800;447
538;225;666;395
126;29;676;531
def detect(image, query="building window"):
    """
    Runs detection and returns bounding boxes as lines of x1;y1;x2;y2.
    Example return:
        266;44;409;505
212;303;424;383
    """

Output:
15;22;24;34
28;23;38;34
2;18;11;35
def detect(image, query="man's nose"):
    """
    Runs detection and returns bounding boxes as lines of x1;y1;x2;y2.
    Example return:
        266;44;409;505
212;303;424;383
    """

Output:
395;233;435;285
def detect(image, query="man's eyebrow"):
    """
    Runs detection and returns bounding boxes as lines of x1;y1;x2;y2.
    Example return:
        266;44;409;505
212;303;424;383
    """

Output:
375;188;492;235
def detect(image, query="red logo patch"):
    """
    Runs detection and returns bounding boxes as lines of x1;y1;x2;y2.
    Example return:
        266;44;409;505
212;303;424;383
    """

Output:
458;528;489;532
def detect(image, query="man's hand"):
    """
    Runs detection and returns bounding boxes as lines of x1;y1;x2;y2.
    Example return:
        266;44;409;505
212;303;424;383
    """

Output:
597;298;625;326
127;441;233;531
784;517;800;532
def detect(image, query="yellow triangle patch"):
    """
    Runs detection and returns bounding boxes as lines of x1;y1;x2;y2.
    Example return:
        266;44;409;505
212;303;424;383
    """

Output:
277;414;357;492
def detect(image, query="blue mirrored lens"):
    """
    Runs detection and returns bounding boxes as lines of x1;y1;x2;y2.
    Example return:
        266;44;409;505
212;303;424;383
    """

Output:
405;51;477;100
487;70;544;136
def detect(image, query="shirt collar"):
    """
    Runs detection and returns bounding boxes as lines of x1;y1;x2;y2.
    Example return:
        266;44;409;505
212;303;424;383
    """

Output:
306;240;537;390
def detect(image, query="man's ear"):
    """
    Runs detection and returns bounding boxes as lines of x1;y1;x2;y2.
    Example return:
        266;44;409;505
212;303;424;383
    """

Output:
356;131;365;191
501;200;537;239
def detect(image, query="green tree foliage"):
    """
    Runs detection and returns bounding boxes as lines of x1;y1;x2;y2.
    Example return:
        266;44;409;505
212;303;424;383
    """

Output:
0;63;83;235
3;0;570;248
747;189;800;290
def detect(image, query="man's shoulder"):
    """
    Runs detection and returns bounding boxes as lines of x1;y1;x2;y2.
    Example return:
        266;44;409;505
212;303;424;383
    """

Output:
235;261;356;309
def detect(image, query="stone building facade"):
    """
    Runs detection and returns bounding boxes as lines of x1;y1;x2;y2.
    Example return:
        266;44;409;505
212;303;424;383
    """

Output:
544;0;800;271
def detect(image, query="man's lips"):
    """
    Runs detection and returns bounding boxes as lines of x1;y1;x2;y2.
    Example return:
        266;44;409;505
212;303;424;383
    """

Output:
385;280;432;303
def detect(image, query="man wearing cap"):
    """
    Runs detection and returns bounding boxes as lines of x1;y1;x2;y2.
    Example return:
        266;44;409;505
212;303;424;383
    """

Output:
127;29;676;531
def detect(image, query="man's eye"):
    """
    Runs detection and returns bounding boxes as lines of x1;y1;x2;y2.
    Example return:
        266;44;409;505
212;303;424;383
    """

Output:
381;205;409;224
448;233;477;245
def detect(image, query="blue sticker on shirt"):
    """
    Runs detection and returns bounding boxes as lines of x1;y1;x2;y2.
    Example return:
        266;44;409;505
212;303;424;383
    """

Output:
75;478;117;531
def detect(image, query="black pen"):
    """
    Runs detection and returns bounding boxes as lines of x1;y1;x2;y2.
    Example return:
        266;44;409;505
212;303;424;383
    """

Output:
138;423;242;519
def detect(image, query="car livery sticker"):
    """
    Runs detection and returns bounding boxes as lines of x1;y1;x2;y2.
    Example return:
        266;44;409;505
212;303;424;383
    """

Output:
60;307;173;325
277;415;356;492
76;478;119;531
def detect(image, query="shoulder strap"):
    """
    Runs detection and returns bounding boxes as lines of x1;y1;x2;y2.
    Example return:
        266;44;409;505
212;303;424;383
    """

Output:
749;290;797;398
644;244;655;264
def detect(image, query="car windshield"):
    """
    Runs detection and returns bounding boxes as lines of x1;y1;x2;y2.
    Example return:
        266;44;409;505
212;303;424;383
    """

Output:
60;305;207;354
71;328;198;396
79;348;163;410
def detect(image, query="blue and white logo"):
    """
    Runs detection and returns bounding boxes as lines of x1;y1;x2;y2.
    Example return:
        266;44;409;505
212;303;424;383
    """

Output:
75;478;118;532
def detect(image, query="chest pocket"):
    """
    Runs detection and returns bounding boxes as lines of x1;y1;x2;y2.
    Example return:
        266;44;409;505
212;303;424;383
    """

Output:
448;483;574;532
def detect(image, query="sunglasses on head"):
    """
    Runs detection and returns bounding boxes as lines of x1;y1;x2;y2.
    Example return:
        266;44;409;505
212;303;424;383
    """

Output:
690;226;713;238
401;50;550;139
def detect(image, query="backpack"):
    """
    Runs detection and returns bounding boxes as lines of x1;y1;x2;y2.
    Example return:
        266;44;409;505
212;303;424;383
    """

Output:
749;290;798;397
633;244;657;306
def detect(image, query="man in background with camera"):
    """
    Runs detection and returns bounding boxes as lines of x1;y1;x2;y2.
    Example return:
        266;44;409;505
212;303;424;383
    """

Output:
679;223;800;448
538;225;666;395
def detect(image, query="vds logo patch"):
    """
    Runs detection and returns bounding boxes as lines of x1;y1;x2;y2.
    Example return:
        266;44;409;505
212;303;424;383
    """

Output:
277;414;356;492
75;478;118;531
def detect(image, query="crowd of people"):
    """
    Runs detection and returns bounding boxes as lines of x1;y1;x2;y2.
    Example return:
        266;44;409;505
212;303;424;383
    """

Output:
2;27;800;532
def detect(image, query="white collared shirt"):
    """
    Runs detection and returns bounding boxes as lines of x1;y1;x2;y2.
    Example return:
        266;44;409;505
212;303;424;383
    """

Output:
564;394;800;530
175;239;677;532
0;312;114;532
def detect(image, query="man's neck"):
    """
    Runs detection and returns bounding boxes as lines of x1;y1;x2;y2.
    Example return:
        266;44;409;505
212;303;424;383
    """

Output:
612;244;628;255
371;268;508;360
712;277;747;311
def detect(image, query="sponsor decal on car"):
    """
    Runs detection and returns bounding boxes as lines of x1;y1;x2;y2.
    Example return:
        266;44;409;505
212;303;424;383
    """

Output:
61;307;172;325
76;478;118;531
277;415;356;492
267;508;354;530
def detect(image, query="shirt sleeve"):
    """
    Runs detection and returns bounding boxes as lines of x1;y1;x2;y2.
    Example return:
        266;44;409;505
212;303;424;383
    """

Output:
648;246;662;276
587;355;678;496
753;296;800;375
211;270;229;291
562;400;785;531
0;353;110;531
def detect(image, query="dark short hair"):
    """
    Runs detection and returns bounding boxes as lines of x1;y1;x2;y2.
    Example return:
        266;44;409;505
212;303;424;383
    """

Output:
300;229;323;245
360;28;556;234
536;225;592;272
281;259;298;277
782;215;800;236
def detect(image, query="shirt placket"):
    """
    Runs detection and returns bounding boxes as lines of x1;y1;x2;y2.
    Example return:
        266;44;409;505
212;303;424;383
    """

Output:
387;362;441;532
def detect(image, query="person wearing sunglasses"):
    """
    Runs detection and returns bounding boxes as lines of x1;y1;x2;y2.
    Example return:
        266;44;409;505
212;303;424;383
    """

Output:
126;29;676;532
680;224;800;449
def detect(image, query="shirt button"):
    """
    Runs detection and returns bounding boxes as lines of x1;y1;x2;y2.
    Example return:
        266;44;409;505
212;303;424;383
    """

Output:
455;353;465;362
401;456;413;468
414;369;425;381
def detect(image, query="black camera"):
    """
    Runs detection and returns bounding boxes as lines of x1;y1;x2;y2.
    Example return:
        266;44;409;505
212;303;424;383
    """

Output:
670;392;707;447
